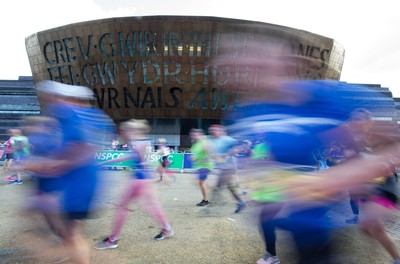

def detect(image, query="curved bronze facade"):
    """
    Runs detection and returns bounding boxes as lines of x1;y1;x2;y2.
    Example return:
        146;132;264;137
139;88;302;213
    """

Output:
25;16;345;147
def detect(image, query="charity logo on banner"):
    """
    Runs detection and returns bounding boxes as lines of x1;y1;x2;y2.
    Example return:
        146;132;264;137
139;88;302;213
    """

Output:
94;150;190;170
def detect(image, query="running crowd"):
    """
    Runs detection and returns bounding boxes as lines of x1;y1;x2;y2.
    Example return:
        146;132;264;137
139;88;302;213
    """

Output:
2;79;400;264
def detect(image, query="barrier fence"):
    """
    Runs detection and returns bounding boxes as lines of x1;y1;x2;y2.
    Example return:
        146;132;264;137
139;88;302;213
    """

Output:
94;150;194;171
0;149;195;172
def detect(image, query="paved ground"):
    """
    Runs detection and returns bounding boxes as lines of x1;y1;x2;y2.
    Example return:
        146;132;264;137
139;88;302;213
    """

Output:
0;169;399;264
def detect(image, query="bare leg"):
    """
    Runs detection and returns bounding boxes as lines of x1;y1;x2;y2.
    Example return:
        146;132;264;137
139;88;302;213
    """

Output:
157;165;164;181
359;201;400;260
64;220;90;264
109;180;141;240
164;167;176;182
222;170;244;203
4;158;12;170
3;159;8;170
139;180;169;228
33;193;68;239
15;172;22;181
199;180;208;201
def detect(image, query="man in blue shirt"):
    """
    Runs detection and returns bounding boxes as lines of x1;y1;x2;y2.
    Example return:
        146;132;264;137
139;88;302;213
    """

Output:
22;80;116;264
225;80;384;264
208;124;247;214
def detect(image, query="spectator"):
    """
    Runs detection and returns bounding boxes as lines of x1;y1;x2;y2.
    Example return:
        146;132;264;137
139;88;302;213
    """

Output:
3;129;15;178
111;138;119;150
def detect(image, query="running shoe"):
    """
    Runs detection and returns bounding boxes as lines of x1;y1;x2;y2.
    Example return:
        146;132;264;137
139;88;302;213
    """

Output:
345;215;359;224
8;180;22;185
6;176;15;181
196;200;209;206
94;237;118;250
154;228;174;241
257;252;280;264
234;202;247;213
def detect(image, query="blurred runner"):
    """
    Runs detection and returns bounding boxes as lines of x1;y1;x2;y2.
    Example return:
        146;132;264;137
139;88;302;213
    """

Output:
228;79;400;264
190;128;213;206
3;129;15;180
156;138;175;182
342;108;400;263
8;128;30;184
20;116;66;242
213;38;399;263
19;80;115;264
94;119;174;251
208;124;247;214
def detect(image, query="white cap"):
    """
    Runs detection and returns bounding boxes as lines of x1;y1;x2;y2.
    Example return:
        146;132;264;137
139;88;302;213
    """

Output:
36;80;95;100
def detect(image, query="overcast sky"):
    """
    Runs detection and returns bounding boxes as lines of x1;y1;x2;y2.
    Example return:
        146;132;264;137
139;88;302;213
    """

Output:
2;0;400;96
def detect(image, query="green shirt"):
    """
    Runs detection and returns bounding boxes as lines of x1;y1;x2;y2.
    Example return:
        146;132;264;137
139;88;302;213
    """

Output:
190;139;213;169
11;135;30;156
251;142;270;160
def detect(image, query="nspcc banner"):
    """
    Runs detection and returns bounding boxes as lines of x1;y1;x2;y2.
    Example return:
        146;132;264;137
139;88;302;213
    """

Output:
95;150;185;170
94;150;133;167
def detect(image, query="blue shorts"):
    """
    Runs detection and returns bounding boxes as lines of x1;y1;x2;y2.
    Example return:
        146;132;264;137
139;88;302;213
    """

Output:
197;168;210;181
134;169;153;180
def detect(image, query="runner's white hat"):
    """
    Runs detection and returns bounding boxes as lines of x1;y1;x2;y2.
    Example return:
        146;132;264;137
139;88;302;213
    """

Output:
36;80;95;99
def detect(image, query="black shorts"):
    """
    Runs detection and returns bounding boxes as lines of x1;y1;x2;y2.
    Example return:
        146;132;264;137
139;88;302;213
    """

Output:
64;211;91;221
377;190;398;204
376;176;399;204
161;156;170;167
5;153;13;159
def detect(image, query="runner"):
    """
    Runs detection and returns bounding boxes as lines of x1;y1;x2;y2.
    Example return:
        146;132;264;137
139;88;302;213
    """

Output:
343;108;400;263
189;128;213;206
227;80;400;264
94;119;174;250
208;124;247;214
19;80;115;264
8;128;30;184
20;116;66;242
156;138;175;182
3;129;15;180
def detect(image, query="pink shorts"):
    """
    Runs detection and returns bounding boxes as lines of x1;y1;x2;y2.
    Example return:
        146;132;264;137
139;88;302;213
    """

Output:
368;195;398;210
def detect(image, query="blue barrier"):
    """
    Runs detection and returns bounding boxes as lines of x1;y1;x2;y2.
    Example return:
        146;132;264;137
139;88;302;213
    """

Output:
183;153;193;169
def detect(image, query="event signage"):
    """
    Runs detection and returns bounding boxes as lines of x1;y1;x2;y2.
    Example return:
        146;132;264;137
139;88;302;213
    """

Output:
94;150;188;170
